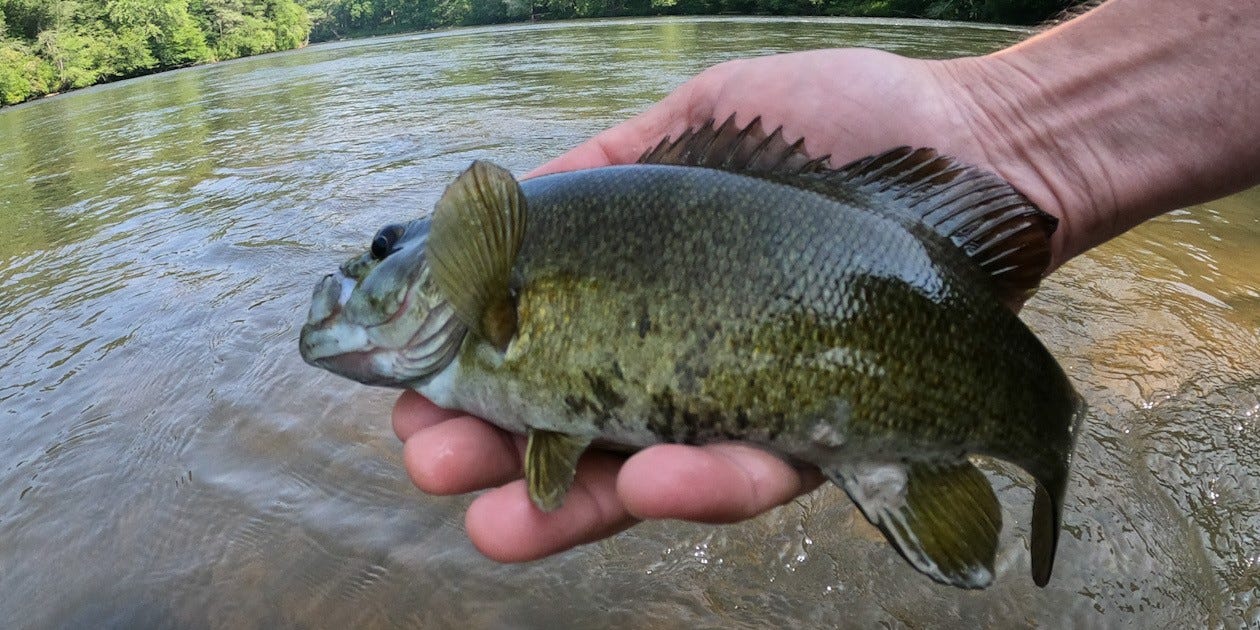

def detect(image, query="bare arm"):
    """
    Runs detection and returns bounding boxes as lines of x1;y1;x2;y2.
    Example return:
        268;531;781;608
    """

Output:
532;0;1260;269
945;0;1260;267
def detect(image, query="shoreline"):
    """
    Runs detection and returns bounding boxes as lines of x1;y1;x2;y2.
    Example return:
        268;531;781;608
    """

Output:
0;12;1037;110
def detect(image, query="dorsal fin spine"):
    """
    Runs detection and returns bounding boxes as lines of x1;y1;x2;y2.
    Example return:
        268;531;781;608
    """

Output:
746;127;777;166
911;167;973;199
969;223;1027;254
694;123;720;162
637;117;1057;305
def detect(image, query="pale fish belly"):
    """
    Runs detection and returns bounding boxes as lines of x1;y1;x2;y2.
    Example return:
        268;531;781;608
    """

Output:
418;349;889;468
414;351;655;444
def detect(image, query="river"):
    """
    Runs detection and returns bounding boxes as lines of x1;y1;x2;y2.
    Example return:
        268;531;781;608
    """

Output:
0;17;1256;628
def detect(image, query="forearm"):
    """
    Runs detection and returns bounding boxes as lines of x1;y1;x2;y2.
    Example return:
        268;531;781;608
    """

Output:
941;0;1260;268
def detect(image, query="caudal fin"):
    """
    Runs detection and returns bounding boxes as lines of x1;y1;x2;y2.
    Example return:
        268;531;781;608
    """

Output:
1027;394;1087;586
1030;481;1061;586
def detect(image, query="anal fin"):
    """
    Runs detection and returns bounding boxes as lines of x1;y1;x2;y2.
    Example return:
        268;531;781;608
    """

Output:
524;429;591;512
826;460;1002;589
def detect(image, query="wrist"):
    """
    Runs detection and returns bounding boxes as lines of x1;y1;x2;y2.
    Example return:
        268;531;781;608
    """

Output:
928;0;1260;271
927;54;1114;272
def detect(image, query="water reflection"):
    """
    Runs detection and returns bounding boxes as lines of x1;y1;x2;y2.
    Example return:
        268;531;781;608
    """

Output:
0;17;1256;629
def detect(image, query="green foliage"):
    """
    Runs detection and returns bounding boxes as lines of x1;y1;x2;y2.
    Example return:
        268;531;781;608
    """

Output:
0;0;308;105
0;0;1073;106
269;0;310;49
37;28;106;87
0;41;55;104
976;0;1067;23
214;13;273;55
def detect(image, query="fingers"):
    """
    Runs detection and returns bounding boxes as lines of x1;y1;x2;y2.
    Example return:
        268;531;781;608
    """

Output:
402;416;524;495
465;450;638;562
393;390;822;561
617;443;823;524
392;389;464;441
395;390;523;495
395;392;639;561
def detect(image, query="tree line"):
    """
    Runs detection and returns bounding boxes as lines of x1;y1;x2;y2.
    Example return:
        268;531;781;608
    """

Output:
0;0;309;104
0;0;1071;106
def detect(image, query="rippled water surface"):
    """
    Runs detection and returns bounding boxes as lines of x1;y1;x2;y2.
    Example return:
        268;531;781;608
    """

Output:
2;17;1257;629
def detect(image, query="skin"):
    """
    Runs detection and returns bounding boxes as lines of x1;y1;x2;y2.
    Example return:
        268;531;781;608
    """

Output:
392;0;1260;562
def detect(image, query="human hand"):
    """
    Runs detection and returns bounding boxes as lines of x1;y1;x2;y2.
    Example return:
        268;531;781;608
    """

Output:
394;48;1065;562
394;390;824;561
525;48;1086;268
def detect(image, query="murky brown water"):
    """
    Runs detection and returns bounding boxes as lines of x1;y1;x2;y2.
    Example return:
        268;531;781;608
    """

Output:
1;17;1257;629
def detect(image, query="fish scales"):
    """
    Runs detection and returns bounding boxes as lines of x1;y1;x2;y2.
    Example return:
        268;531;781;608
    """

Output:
462;164;1072;465
299;117;1085;589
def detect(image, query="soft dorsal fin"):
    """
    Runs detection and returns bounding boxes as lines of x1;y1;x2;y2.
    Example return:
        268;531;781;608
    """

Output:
640;117;1057;305
827;147;1056;305
428;160;525;350
638;114;830;175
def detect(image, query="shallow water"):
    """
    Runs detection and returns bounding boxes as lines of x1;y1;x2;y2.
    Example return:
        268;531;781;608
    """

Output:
1;17;1257;629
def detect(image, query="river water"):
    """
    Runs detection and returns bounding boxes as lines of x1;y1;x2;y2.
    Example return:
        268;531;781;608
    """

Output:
1;17;1257;629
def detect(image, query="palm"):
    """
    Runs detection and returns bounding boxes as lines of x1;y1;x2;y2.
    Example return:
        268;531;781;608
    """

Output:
529;49;978;178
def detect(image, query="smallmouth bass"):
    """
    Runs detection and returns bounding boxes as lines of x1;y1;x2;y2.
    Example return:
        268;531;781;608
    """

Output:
299;116;1085;589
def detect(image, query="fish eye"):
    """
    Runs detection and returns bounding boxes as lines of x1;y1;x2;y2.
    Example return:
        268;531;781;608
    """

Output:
370;224;406;260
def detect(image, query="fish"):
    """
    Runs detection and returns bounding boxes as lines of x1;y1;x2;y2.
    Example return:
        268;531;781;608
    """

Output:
299;115;1086;589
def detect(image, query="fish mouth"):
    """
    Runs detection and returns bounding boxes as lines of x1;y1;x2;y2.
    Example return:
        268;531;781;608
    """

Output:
298;269;465;387
298;271;414;380
303;272;359;331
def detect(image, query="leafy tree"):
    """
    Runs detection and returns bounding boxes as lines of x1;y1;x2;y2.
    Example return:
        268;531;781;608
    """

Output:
37;28;106;88
0;41;54;104
267;0;310;49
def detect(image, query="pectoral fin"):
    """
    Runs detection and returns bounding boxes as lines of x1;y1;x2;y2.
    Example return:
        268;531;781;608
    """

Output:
826;460;1002;589
524;429;591;512
428;160;526;350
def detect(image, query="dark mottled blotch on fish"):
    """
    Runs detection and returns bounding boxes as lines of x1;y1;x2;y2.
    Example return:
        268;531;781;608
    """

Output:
299;115;1087;589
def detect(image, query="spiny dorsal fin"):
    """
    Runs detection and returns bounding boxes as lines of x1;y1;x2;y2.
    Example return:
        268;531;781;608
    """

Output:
826;460;1002;589
640;118;1055;305
428;160;525;350
638;114;830;175
828;147;1057;306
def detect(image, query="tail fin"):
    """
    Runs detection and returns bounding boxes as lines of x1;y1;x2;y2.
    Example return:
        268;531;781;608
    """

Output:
1029;469;1066;586
1028;394;1087;586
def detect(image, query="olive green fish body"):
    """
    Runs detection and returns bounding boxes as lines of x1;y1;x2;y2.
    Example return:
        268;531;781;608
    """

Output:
442;165;1073;475
300;117;1085;590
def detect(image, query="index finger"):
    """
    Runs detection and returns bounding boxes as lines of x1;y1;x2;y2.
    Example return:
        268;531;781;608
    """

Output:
392;390;465;441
